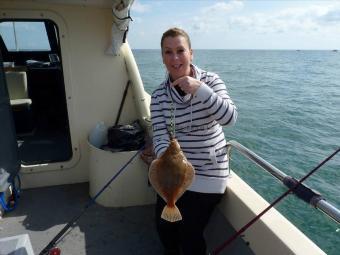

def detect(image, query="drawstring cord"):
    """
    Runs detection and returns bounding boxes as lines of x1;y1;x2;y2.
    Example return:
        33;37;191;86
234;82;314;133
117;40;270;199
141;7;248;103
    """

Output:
190;98;193;132
169;88;194;138
166;70;195;138
170;99;176;138
165;71;176;139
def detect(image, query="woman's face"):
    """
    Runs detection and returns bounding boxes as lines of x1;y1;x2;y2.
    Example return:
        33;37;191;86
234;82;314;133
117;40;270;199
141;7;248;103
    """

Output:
162;35;193;81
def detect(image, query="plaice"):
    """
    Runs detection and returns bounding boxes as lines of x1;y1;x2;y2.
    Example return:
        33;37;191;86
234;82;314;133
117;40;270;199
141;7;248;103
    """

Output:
149;138;195;222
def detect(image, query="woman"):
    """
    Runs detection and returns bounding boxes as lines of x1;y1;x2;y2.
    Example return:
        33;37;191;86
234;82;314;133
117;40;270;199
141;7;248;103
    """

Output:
151;27;237;255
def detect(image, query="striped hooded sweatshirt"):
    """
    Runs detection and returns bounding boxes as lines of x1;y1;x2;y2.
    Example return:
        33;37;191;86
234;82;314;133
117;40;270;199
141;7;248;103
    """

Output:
151;65;237;194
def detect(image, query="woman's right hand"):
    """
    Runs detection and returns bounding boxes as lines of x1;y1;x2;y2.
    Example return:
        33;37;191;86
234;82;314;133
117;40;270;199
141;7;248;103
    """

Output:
140;144;156;165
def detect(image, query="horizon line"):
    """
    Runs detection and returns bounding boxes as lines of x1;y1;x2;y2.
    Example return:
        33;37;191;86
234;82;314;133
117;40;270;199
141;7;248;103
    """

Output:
132;48;339;51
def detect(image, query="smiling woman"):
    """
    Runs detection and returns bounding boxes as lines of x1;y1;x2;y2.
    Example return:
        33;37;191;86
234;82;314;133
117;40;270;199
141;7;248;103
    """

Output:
151;27;238;255
161;29;192;81
161;31;202;97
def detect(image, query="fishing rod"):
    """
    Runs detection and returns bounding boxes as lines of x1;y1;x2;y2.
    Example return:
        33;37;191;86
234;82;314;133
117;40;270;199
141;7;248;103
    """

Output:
226;140;340;223
39;146;144;255
210;146;340;255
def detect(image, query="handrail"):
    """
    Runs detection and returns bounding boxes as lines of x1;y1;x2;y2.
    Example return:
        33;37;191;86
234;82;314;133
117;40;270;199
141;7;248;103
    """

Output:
226;140;340;224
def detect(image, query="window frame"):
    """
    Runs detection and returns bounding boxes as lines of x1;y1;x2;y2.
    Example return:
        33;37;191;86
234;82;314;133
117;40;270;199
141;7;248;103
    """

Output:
0;20;52;52
0;10;79;173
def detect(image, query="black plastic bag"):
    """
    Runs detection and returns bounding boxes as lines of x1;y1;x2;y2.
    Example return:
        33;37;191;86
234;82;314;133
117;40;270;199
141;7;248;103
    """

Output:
107;120;145;151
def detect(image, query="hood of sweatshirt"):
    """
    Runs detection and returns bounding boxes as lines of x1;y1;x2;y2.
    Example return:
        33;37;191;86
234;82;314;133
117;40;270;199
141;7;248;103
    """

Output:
165;64;202;105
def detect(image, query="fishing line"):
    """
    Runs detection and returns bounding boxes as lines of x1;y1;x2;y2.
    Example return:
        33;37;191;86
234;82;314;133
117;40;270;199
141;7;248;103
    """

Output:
210;147;340;255
39;146;145;255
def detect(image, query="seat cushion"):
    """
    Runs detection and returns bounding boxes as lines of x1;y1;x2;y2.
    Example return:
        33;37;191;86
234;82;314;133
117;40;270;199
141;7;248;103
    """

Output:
5;71;29;100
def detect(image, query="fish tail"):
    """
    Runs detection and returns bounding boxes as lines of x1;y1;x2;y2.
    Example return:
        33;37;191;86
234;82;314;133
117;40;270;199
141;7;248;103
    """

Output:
161;205;182;222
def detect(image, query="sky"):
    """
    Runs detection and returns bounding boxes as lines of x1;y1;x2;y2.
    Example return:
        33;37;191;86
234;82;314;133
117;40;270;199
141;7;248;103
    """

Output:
128;0;340;49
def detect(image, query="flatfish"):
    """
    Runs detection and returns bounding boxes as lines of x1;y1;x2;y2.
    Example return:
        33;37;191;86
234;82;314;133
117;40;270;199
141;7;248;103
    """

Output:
149;137;195;222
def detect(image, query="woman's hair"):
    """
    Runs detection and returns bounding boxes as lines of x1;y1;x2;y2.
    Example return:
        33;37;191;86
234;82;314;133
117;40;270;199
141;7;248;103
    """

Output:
161;27;191;50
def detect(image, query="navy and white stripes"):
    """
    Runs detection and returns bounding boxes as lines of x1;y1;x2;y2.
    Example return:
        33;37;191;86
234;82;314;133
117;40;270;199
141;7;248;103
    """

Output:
151;65;237;193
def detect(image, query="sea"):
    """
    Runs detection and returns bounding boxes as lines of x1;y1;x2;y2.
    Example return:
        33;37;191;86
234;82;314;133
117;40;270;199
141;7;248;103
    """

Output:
133;49;340;255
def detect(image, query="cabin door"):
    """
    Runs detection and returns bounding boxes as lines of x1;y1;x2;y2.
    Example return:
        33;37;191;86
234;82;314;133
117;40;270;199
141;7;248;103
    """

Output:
0;19;73;166
0;52;20;181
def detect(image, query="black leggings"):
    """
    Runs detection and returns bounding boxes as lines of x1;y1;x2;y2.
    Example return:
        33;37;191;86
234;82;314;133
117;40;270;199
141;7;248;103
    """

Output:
155;191;223;255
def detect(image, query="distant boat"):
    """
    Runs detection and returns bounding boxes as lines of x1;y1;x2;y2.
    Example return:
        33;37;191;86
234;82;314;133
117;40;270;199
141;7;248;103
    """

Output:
332;49;338;52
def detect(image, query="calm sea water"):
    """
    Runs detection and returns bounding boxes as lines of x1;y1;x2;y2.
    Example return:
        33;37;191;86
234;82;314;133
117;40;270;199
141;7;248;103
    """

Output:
133;49;340;254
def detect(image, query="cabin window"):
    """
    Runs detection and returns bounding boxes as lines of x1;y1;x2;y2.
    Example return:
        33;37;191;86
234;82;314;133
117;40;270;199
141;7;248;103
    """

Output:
0;21;51;51
0;19;73;166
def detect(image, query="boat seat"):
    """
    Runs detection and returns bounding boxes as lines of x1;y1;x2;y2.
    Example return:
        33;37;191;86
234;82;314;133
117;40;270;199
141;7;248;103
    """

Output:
5;71;32;108
5;71;34;133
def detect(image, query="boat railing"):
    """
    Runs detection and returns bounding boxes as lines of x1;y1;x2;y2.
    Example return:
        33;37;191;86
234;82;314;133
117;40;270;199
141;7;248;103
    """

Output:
226;140;340;224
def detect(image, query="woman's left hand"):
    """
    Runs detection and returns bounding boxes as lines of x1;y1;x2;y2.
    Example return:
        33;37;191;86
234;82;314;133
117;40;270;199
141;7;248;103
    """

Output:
171;76;202;95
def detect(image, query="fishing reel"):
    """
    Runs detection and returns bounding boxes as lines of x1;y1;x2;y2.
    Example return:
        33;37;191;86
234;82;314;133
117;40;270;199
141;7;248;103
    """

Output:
48;247;61;255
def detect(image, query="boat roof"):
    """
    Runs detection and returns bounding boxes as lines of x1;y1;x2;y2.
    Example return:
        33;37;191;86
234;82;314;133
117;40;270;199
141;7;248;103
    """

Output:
1;0;116;8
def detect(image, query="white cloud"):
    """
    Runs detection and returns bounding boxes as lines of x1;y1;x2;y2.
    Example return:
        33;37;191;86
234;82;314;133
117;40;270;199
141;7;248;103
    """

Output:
189;1;243;33
188;1;340;35
320;9;340;23
0;22;13;28
128;1;340;49
266;3;340;32
203;0;244;14
131;0;150;13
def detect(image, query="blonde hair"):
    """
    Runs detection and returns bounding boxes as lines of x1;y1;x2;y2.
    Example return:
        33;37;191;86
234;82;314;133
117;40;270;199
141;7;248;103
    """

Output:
161;27;191;50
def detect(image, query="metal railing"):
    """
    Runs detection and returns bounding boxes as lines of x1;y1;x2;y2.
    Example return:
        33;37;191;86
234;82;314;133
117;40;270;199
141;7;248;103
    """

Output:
226;140;340;224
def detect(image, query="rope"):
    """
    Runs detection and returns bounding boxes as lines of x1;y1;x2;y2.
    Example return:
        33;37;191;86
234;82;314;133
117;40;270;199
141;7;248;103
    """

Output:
210;147;340;255
115;80;131;126
169;100;176;138
112;7;133;22
39;146;144;255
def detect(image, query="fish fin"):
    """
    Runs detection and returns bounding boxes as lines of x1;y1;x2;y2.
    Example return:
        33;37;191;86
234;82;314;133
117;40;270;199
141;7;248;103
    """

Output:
161;205;182;222
148;160;163;193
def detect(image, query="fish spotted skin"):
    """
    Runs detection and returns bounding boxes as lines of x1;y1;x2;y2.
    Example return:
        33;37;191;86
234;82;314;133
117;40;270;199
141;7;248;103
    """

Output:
149;138;195;222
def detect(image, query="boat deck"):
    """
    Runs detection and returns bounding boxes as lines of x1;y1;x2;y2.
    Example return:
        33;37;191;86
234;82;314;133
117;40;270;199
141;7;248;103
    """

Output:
0;183;253;255
0;183;162;255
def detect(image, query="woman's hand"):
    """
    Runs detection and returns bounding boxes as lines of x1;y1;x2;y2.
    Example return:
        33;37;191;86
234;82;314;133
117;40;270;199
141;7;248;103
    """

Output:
140;143;156;165
171;76;202;95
